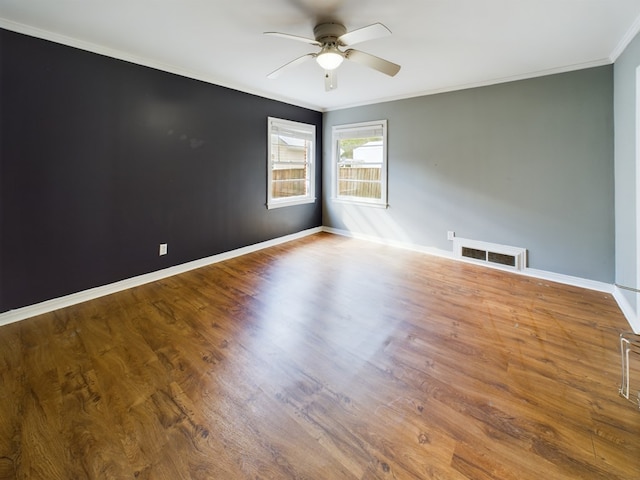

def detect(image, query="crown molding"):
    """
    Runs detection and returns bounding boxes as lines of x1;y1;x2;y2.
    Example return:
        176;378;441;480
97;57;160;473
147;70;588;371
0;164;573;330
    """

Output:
325;58;613;112
0;18;323;112
610;12;640;62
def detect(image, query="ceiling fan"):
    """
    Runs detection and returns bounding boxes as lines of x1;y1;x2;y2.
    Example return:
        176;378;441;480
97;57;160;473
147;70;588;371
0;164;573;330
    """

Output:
264;22;401;91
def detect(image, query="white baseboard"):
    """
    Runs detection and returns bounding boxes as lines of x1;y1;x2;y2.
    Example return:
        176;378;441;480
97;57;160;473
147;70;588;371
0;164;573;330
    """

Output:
613;287;640;334
321;226;456;260
327;227;640;331
325;227;640;332
1;226;630;331
522;268;613;294
323;227;615;295
0;227;323;327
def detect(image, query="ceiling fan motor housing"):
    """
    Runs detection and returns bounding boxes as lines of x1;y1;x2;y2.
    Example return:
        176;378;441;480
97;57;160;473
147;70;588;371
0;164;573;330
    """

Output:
313;23;347;45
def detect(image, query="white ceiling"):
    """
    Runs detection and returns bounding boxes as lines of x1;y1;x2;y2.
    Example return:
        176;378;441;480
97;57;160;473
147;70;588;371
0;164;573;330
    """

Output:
1;0;640;111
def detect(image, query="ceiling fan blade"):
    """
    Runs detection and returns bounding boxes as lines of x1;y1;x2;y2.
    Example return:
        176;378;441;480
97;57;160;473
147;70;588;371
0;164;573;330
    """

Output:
324;70;338;91
264;31;321;46
338;23;391;46
267;53;316;79
344;49;401;77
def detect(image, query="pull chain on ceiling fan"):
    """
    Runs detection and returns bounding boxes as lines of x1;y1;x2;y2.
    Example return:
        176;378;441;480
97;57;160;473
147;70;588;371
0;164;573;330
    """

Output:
264;22;401;91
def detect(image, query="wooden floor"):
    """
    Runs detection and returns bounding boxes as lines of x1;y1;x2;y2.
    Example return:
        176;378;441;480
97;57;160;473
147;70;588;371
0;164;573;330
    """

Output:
0;232;638;479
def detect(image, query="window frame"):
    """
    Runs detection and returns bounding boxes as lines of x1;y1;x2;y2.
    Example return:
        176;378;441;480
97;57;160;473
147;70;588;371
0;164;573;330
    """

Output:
267;117;316;209
331;119;388;208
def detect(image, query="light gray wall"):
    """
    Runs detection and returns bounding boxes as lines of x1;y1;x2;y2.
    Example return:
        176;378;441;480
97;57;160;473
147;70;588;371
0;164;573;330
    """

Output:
614;30;640;316
324;66;614;282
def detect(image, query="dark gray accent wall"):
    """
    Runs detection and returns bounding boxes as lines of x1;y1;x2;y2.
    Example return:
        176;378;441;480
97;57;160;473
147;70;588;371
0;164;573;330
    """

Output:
614;30;640;317
0;29;322;312
324;66;614;282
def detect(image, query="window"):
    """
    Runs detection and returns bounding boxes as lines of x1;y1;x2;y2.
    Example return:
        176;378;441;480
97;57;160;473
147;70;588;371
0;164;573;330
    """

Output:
267;117;316;209
332;120;387;206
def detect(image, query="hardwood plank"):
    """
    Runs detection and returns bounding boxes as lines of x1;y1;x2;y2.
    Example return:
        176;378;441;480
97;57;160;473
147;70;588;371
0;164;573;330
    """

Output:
0;232;638;478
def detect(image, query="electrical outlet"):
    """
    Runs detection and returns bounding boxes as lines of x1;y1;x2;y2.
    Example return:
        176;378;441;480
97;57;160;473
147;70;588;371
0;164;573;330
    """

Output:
447;231;455;241
159;243;168;256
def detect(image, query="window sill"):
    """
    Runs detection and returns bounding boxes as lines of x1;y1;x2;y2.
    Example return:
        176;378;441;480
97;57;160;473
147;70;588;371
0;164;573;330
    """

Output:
267;197;316;209
331;198;389;209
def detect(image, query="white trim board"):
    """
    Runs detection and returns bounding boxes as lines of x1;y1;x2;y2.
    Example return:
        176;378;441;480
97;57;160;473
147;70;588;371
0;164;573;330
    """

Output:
0;226;625;329
322;226;456;261
613;287;640;334
324;58;612;112
326;228;640;332
0;18;322;113
323;227;614;295
0;17;623;115
0;227;323;327
610;12;640;62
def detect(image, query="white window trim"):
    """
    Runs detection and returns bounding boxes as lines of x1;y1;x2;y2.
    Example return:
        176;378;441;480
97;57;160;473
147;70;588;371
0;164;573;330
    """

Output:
267;117;316;209
332;119;388;207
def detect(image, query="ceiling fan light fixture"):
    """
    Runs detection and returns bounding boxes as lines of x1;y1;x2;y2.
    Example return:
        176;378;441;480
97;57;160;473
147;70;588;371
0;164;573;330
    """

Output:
316;45;344;70
265;22;400;89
